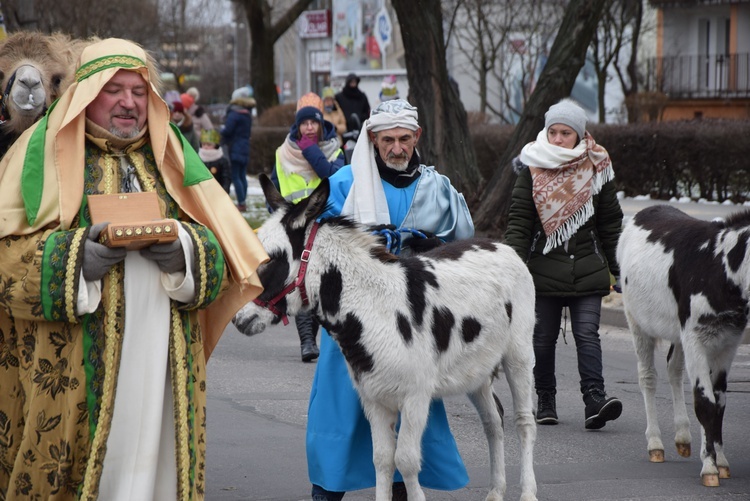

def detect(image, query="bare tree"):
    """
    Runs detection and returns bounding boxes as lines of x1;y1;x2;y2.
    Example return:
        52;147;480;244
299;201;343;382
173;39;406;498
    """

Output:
15;0;161;46
444;0;507;116
446;0;565;124
158;0;220;92
232;0;314;116
473;0;607;235
614;0;650;123
0;0;39;31
391;0;483;197
0;0;234;101
590;0;644;122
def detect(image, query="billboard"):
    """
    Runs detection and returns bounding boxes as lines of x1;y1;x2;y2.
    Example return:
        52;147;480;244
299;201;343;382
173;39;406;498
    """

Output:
331;0;405;77
299;10;331;39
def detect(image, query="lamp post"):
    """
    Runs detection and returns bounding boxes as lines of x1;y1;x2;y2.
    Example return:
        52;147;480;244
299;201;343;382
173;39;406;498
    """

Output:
232;22;238;91
232;21;246;92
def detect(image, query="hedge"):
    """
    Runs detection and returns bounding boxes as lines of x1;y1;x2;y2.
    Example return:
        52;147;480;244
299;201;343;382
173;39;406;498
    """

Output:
246;105;750;203
470;120;750;203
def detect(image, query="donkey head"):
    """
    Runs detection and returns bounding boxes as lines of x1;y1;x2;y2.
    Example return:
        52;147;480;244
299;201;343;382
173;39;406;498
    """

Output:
233;174;330;336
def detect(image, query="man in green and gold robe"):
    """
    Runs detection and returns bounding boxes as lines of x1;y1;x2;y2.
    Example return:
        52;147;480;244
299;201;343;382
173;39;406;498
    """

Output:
0;38;268;500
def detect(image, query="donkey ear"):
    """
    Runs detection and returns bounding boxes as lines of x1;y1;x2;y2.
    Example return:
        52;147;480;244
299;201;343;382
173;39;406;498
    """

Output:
259;173;287;212
304;178;330;222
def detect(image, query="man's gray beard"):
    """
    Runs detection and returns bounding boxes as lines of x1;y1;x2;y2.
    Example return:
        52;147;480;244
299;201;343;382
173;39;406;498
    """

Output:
110;125;140;139
385;158;409;171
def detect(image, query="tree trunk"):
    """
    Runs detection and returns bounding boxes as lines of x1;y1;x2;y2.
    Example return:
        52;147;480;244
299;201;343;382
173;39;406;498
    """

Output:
391;0;483;199
239;0;314;116
245;0;277;116
596;65;607;123
473;0;607;236
1;0;39;31
623;0;643;123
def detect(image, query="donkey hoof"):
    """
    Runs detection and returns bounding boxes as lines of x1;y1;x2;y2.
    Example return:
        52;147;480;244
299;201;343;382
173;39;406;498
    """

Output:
485;488;505;501
719;466;731;479
649;449;665;463
702;473;720;487
676;443;691;458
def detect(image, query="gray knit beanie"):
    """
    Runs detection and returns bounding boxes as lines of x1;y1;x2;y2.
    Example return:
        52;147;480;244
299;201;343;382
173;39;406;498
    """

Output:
544;99;587;140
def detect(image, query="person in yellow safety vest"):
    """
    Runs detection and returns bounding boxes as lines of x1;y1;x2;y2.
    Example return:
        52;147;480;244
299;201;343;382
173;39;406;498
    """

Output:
269;92;346;361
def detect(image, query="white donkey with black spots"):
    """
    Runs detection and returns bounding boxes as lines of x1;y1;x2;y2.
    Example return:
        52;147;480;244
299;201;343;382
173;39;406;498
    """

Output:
617;204;749;487
234;174;538;501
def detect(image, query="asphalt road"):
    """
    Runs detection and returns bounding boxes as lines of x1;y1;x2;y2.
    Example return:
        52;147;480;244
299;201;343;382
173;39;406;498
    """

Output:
205;320;750;501
205;196;750;500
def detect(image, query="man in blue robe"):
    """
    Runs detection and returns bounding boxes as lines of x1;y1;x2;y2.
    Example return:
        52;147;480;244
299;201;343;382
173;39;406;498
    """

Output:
307;99;475;500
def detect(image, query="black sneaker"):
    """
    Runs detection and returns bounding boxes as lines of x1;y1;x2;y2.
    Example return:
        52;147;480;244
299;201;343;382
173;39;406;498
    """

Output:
584;389;622;430
536;391;558;425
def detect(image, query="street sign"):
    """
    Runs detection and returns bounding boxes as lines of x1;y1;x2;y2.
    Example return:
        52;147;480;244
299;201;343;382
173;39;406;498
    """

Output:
299;10;331;39
375;7;392;49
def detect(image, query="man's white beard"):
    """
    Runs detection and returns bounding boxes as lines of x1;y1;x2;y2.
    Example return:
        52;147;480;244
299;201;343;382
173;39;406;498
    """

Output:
385;156;409;171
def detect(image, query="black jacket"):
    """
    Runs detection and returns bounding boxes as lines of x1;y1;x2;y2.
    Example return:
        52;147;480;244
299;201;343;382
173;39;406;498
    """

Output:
504;167;623;297
335;86;370;132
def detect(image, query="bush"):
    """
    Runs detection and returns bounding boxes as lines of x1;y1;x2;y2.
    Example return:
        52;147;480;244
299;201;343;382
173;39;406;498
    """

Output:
245;105;750;203
469;123;514;181
248;104;296;176
587;120;750;202
467;119;750;203
249;126;287;175
257;103;296;127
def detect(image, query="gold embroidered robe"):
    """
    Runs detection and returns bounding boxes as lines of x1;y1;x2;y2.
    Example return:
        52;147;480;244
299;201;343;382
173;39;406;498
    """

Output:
0;142;227;500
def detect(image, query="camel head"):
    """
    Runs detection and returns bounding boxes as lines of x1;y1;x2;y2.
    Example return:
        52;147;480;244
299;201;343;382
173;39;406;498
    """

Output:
0;32;87;137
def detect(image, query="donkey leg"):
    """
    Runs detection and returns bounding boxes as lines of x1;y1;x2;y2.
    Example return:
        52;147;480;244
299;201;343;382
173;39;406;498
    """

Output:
468;383;507;501
665;343;692;458
502;353;538;501
631;327;666;462
394;394;431;501
682;338;721;487
712;370;730;480
710;341;740;480
363;399;399;501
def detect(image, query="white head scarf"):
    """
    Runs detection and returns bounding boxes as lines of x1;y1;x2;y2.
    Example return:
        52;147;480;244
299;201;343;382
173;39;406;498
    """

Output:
341;99;419;224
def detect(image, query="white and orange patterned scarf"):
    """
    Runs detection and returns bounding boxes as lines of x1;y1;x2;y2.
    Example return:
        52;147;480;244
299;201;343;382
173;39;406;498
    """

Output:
519;129;613;254
277;133;341;182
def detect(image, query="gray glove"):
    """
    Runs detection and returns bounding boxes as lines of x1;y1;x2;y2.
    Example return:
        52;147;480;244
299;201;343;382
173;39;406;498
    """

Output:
612;276;622;294
140;239;186;274
82;222;127;281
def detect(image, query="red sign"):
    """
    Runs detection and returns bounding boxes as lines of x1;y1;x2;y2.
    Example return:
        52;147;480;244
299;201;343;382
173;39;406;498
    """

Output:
299;10;331;39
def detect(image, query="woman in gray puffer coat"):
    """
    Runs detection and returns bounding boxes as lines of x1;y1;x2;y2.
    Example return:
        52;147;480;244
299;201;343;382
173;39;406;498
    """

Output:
505;99;624;431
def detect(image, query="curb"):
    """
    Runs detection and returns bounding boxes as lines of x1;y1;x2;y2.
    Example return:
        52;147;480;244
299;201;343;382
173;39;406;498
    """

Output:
601;306;750;344
600;306;629;330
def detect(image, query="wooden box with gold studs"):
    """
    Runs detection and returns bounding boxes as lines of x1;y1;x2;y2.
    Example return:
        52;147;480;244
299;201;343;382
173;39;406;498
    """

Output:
87;192;179;250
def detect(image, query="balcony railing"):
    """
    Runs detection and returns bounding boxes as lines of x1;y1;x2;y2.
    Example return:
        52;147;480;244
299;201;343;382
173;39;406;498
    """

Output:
644;53;750;99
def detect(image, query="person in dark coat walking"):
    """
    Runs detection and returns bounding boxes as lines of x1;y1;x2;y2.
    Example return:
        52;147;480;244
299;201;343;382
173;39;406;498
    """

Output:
505;98;624;430
335;72;370;133
221;86;255;211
